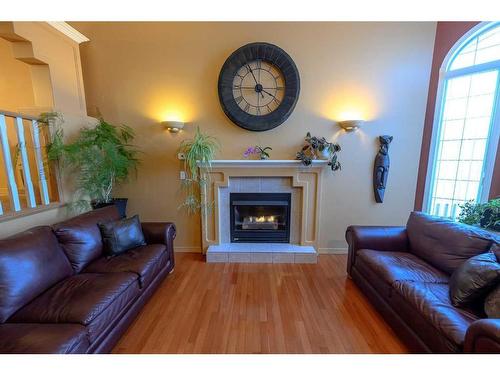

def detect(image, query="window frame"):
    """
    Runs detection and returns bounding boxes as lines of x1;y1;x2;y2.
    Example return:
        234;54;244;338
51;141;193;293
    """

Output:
423;22;500;215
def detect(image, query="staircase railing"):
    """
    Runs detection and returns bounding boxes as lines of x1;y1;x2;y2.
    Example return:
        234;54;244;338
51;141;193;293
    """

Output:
0;110;52;216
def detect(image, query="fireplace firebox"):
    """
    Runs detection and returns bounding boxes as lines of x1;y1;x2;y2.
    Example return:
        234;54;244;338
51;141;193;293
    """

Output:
230;192;291;243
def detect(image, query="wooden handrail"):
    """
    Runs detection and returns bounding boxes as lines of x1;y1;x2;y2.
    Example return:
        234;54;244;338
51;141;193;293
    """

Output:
0;109;44;122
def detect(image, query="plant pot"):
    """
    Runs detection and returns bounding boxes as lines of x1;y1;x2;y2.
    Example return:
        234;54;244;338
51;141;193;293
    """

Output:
318;148;331;160
92;198;128;218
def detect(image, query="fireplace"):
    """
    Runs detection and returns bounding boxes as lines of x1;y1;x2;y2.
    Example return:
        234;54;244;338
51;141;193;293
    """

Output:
230;192;291;243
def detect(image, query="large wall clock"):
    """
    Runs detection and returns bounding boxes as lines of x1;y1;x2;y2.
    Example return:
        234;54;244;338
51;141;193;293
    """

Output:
218;42;300;132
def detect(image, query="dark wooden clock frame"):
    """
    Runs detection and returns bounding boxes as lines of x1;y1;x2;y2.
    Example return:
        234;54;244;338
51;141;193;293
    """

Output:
218;42;301;132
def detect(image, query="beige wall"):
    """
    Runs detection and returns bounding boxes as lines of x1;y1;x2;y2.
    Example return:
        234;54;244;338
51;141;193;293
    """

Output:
68;22;436;251
0;22;91;238
0;37;35;111
8;22;87;116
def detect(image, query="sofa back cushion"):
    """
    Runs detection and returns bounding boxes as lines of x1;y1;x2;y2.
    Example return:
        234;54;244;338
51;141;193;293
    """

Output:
53;206;120;273
0;226;73;323
407;211;498;275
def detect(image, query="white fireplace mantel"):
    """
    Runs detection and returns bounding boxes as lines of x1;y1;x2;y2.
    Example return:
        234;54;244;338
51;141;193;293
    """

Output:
199;159;326;254
202;159;328;168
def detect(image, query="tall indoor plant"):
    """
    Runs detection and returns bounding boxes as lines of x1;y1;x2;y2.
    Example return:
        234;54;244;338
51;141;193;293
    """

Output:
177;127;219;214
44;113;140;216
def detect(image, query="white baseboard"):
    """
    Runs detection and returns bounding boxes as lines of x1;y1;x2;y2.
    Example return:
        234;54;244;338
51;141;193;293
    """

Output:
175;246;202;253
318;247;348;255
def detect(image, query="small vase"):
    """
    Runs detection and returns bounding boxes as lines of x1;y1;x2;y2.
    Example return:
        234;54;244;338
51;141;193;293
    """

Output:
260;154;269;160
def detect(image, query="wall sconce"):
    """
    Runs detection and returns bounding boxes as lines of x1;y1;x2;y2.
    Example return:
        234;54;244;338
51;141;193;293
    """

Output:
337;120;364;132
162;121;185;133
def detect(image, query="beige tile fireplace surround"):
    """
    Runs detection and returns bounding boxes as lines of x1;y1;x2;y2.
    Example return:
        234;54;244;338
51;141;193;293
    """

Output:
200;160;326;263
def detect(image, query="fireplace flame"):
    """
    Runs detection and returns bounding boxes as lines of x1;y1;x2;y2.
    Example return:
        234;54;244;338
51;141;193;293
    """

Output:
248;215;276;223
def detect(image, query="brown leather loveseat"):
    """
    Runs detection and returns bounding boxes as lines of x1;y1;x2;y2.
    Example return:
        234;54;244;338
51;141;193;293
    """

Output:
346;211;499;353
0;206;175;354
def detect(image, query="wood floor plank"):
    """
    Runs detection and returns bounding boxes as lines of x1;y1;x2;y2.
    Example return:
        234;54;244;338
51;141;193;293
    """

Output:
112;253;408;354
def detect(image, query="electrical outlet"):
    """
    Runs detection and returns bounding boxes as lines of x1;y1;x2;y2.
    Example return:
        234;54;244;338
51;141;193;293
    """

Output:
177;152;186;160
180;171;186;180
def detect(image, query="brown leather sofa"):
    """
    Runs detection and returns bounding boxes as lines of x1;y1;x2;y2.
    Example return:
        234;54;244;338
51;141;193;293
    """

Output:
346;211;500;353
0;206;175;354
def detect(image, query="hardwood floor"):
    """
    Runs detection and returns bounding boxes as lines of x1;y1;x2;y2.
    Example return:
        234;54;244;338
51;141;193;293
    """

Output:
113;253;408;353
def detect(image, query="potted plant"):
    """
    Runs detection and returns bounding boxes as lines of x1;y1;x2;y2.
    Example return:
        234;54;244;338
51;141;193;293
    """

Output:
296;132;341;171
458;198;500;232
44;113;140;217
177;127;219;214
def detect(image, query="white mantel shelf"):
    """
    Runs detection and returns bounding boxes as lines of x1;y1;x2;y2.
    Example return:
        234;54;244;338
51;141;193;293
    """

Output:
203;160;328;168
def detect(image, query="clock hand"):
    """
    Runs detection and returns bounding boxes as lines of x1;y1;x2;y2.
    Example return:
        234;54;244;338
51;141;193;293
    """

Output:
261;89;277;99
247;65;259;84
246;65;264;98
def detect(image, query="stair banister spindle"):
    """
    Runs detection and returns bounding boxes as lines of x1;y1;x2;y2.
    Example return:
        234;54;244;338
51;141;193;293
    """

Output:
30;119;50;205
15;117;36;208
0;114;21;212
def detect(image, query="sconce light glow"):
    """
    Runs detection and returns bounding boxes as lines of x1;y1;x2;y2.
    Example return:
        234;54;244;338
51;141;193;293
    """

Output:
337;120;364;132
162;121;185;133
337;110;364;122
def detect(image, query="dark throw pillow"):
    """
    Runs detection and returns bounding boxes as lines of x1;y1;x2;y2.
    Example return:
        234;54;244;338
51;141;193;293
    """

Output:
449;251;500;307
492;242;500;261
98;215;146;256
484;284;500;318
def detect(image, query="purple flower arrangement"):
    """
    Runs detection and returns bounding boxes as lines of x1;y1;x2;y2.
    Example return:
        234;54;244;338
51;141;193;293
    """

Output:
243;145;272;160
243;146;257;158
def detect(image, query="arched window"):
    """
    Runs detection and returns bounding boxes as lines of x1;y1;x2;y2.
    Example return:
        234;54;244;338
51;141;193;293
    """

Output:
424;22;500;219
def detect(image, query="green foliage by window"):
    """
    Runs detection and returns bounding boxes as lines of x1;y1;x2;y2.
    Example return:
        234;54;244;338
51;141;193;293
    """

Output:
177;127;219;214
44;114;140;211
458;198;500;232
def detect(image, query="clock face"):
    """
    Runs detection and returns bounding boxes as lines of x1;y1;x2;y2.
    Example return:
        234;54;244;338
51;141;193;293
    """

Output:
232;60;285;116
218;42;300;132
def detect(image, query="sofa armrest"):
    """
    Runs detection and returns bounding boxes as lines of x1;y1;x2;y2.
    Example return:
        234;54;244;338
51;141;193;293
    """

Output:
345;226;409;276
141;222;176;271
464;319;500;353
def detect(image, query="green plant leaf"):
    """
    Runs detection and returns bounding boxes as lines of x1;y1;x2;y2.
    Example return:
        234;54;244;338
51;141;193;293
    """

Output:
177;127;219;214
46;116;141;205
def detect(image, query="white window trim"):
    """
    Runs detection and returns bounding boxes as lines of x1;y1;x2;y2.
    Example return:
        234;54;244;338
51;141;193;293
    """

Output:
423;21;500;214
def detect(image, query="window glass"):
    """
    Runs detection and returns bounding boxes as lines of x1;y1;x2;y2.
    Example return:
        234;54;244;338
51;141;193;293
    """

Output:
429;68;498;218
449;25;500;70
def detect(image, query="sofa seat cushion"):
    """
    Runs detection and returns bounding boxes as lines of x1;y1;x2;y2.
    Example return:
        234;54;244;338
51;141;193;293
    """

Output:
9;272;140;342
84;244;168;288
393;281;479;346
357;249;449;285
0;323;89;354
